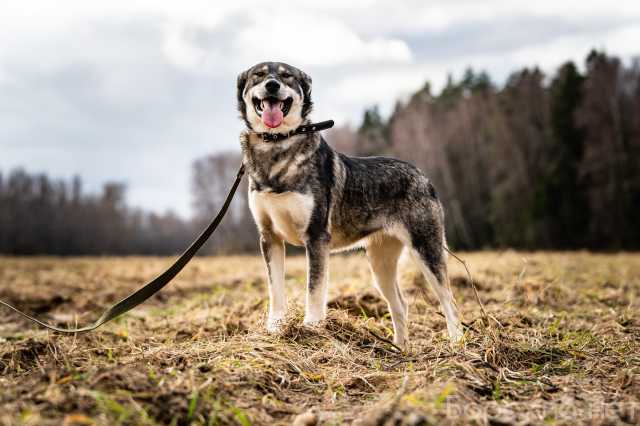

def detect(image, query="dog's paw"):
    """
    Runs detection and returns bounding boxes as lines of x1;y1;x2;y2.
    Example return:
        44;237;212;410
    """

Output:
266;317;286;333
302;317;325;329
303;307;327;328
447;325;465;346
392;337;407;351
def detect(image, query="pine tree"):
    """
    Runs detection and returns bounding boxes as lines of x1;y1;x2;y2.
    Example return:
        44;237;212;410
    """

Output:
540;61;587;247
356;105;389;156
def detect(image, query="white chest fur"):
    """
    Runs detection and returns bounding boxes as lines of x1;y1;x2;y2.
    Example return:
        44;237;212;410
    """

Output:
249;190;315;246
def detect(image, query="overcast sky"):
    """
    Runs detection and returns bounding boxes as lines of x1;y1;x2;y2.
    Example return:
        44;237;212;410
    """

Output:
1;1;639;218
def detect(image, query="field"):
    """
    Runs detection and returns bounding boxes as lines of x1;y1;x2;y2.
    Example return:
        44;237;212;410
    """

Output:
0;252;639;425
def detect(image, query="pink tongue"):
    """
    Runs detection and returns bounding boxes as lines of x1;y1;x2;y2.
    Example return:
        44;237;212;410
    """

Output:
262;103;283;128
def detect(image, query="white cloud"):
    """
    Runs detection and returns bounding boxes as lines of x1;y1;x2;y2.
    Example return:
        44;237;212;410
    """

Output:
236;13;412;67
162;25;210;72
510;23;640;72
160;11;412;75
599;25;640;59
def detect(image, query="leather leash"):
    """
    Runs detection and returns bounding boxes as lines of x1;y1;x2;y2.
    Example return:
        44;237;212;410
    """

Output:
0;120;334;334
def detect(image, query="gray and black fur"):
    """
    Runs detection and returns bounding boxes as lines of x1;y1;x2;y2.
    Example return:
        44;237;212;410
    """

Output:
238;61;462;345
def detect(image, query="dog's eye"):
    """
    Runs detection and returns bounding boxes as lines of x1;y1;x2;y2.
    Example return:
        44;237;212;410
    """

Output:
281;72;292;78
254;71;266;78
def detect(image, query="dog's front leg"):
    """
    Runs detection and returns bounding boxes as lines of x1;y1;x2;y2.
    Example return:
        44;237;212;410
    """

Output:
303;233;330;325
260;231;287;332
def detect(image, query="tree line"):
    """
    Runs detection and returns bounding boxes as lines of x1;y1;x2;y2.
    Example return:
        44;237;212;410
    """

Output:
379;50;640;250
0;170;193;255
1;50;638;255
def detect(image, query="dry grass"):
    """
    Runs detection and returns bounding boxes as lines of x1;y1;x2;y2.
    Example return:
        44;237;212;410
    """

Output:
0;251;639;425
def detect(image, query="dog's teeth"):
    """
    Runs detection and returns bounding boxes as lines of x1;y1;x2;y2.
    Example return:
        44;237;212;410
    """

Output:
260;100;265;110
278;101;284;110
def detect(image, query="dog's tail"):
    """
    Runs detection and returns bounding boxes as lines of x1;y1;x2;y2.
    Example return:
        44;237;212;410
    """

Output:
443;246;489;324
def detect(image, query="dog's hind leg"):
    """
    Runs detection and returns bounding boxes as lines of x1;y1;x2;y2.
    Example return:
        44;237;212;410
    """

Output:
260;231;287;332
406;224;463;342
366;235;408;347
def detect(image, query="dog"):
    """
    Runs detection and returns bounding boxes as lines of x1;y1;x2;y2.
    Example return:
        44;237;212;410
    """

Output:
237;61;463;346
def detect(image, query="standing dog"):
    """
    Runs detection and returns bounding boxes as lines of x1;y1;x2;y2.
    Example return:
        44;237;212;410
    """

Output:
238;61;463;346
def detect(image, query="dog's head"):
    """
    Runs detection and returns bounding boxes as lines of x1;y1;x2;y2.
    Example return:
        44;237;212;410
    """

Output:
237;62;313;133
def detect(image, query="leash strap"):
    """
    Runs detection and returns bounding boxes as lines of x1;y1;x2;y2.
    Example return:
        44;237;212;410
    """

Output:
259;119;334;142
0;165;246;333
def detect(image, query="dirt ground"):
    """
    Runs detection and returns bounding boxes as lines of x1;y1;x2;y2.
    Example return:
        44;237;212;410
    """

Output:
0;251;639;425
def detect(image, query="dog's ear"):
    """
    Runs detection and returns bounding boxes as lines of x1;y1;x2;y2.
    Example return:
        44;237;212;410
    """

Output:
299;71;313;118
236;69;249;112
299;71;312;99
236;69;254;129
236;69;252;130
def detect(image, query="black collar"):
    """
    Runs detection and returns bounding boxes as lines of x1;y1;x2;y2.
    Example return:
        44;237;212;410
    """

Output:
257;120;334;142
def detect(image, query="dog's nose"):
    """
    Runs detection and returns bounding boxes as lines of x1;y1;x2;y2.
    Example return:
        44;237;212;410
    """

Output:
265;79;280;94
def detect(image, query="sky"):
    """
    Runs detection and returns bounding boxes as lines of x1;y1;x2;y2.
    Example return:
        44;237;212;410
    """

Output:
1;1;639;218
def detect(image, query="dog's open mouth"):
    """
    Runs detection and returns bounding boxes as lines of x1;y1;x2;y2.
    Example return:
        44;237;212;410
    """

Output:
252;96;293;128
